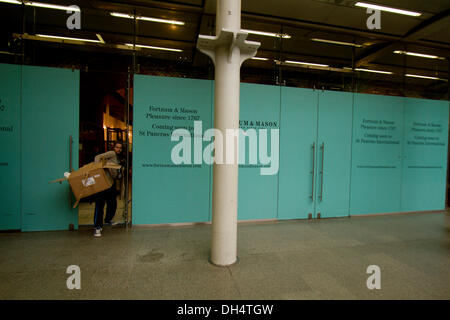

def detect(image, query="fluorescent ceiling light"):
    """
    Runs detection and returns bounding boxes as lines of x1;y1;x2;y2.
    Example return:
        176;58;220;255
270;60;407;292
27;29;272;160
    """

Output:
344;67;393;74
0;1;81;11
394;50;445;60
0;0;21;4
110;12;184;25
241;29;291;39
355;2;421;17
406;74;446;81
311;38;363;47
285;60;329;67
251;57;269;61
355;68;393;74
125;43;183;52
27;2;80;11
36;34;102;43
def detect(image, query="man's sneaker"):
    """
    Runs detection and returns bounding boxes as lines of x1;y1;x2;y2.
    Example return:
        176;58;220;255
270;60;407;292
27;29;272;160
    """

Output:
94;229;102;237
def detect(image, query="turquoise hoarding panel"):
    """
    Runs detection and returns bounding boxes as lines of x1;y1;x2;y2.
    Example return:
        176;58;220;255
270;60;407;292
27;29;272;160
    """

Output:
278;87;318;220
238;83;280;220
350;93;404;215
401;98;449;212
316;91;353;218
0;63;21;230
21;65;79;231
133;75;448;224
133;75;213;224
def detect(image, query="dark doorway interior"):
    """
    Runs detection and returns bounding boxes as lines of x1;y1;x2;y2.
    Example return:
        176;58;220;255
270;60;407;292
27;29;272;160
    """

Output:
78;70;133;226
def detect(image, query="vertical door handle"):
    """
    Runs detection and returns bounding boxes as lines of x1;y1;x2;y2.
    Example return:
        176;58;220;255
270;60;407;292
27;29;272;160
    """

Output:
319;143;325;202
69;135;74;172
310;142;315;200
69;135;74;209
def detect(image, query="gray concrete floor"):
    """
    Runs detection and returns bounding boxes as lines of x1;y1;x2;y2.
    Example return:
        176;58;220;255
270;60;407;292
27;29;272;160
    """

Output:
0;211;449;300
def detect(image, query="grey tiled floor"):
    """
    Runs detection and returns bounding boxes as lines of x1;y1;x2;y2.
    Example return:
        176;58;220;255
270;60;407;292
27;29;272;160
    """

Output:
0;211;449;300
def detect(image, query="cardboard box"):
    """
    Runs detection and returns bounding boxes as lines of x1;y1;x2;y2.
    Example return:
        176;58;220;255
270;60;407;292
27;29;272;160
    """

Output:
51;160;121;208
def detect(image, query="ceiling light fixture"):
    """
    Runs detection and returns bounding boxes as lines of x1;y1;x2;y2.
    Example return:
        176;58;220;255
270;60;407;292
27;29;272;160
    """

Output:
311;38;363;47
0;0;21;4
394;50;446;60
36;34;102;43
0;0;81;11
285;60;329;68
125;43;183;52
110;12;185;25
241;29;291;39
355;68;393;74
344;67;393;74
251;57;269;61
406;74;447;81
355;2;421;17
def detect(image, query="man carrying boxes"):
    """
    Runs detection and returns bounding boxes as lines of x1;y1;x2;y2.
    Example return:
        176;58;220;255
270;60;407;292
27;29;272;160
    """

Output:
50;141;123;236
93;141;124;237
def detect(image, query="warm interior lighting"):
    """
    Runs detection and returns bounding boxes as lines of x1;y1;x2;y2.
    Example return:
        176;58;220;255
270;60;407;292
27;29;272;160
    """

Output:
394;50;445;60
110;12;185;25
311;38;363;47
285;60;329;68
355;2;421;17
36;34;102;43
125;43;183;52
241;29;291;39
0;0;81;11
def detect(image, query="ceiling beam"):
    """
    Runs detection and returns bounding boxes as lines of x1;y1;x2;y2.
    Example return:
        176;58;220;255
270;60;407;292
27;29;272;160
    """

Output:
356;10;450;67
88;0;203;14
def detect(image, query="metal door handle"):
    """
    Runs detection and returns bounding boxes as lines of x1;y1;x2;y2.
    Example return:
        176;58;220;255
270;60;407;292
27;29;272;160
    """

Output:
310;142;315;200
69;135;74;172
319;143;324;202
69;135;74;209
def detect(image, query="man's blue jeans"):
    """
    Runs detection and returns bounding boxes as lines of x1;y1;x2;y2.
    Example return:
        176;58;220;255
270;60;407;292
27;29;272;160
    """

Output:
94;186;117;230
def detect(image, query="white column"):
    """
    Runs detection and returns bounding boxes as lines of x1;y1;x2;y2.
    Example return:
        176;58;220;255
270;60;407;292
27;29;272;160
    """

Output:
197;0;260;266
212;0;240;266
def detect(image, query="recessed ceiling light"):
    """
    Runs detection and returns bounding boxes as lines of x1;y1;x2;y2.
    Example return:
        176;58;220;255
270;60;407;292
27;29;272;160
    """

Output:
125;43;183;52
394;50;446;60
311;38;363;47
355;2;421;17
110;12;185;25
0;0;81;11
242;29;290;39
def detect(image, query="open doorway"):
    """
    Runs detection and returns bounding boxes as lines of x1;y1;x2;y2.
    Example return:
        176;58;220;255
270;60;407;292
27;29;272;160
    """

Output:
78;70;133;227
